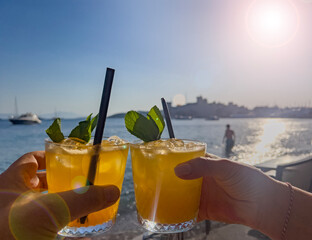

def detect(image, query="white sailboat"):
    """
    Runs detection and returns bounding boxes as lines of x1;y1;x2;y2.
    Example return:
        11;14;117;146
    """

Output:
9;98;41;125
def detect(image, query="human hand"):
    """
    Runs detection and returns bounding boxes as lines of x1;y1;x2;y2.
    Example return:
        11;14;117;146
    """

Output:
174;156;278;230
0;151;120;240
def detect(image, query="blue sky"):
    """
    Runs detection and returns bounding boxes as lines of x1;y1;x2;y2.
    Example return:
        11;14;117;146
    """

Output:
1;0;312;117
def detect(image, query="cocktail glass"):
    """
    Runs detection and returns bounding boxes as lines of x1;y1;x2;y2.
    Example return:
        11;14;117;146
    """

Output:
45;137;129;237
130;139;206;233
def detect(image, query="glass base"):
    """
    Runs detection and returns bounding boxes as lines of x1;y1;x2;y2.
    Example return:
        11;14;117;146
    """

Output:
58;218;115;237
137;213;196;233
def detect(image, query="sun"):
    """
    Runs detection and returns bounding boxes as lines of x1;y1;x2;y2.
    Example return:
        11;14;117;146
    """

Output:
246;0;299;47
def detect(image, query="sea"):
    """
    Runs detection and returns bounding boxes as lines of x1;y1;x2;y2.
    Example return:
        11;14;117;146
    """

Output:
1;117;312;187
1;117;312;236
2;117;312;170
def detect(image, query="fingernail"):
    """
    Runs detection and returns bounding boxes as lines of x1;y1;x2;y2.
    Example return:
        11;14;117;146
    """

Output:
175;163;191;177
105;185;120;203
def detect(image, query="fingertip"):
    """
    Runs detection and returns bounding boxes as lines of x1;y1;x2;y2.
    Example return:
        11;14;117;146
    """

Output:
102;185;120;204
174;163;192;178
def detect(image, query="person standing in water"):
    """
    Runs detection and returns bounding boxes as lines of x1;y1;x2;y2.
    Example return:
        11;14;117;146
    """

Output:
223;124;235;155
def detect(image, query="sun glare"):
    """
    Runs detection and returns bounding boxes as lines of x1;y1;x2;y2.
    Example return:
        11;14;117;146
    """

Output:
246;0;299;47
259;8;284;32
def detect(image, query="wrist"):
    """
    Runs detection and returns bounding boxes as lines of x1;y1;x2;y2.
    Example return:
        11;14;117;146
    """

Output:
257;179;289;239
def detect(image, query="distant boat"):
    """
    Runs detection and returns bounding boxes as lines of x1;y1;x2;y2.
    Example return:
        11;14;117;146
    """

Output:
174;115;193;120
9;113;42;125
9;97;41;124
206;116;219;121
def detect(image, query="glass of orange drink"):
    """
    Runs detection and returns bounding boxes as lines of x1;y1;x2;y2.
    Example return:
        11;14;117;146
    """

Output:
130;139;206;233
45;136;129;237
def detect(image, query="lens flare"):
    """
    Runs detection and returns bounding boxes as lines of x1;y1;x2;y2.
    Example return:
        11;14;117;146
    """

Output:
71;176;89;194
9;190;70;240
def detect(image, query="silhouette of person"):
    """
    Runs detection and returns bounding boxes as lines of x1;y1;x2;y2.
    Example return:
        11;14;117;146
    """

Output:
223;124;235;155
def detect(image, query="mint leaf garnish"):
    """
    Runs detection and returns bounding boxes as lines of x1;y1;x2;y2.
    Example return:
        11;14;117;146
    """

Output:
124;106;165;142
91;114;98;132
46;114;98;143
147;106;165;139
69;114;98;143
45;118;65;143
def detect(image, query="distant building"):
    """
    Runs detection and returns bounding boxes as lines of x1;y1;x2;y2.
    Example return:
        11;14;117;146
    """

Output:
109;100;312;119
168;96;250;119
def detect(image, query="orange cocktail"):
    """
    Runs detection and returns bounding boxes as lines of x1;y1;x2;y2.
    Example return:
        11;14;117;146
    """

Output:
45;137;128;237
130;139;206;233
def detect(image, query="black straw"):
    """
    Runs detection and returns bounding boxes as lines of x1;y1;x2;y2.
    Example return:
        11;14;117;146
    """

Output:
80;67;115;224
93;68;115;146
161;97;175;138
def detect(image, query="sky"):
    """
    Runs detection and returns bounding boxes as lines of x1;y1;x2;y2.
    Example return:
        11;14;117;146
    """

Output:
1;0;312;117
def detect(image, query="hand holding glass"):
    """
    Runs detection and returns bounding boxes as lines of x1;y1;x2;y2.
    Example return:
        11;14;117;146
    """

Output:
45;137;128;237
130;139;206;233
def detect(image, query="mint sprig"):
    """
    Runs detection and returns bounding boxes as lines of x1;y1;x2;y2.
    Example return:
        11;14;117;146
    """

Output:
46;114;98;143
124;106;165;142
69;114;98;143
45;118;64;143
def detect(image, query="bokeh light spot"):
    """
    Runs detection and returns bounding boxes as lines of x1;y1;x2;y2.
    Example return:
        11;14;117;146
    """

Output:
9;190;70;240
71;176;89;194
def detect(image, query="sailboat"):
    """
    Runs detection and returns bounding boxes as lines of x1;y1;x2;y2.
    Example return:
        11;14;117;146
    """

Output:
9;98;41;125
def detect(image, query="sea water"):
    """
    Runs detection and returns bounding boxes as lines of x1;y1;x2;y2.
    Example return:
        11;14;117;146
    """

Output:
1;117;312;235
1;117;312;173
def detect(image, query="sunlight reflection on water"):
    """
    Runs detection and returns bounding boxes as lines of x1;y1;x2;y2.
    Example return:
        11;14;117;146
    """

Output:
231;118;312;165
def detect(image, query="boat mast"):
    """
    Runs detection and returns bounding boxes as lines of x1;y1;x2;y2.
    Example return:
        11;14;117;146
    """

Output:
14;97;18;117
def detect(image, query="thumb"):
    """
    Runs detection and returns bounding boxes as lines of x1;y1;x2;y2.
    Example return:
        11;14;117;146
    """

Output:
58;185;120;221
40;185;120;225
174;157;233;180
9;185;120;239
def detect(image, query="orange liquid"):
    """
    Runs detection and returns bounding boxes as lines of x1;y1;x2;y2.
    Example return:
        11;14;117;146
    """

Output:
46;140;128;227
131;142;205;224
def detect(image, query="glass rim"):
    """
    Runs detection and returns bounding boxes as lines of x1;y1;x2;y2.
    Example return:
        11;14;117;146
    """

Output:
129;138;206;150
45;137;129;149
